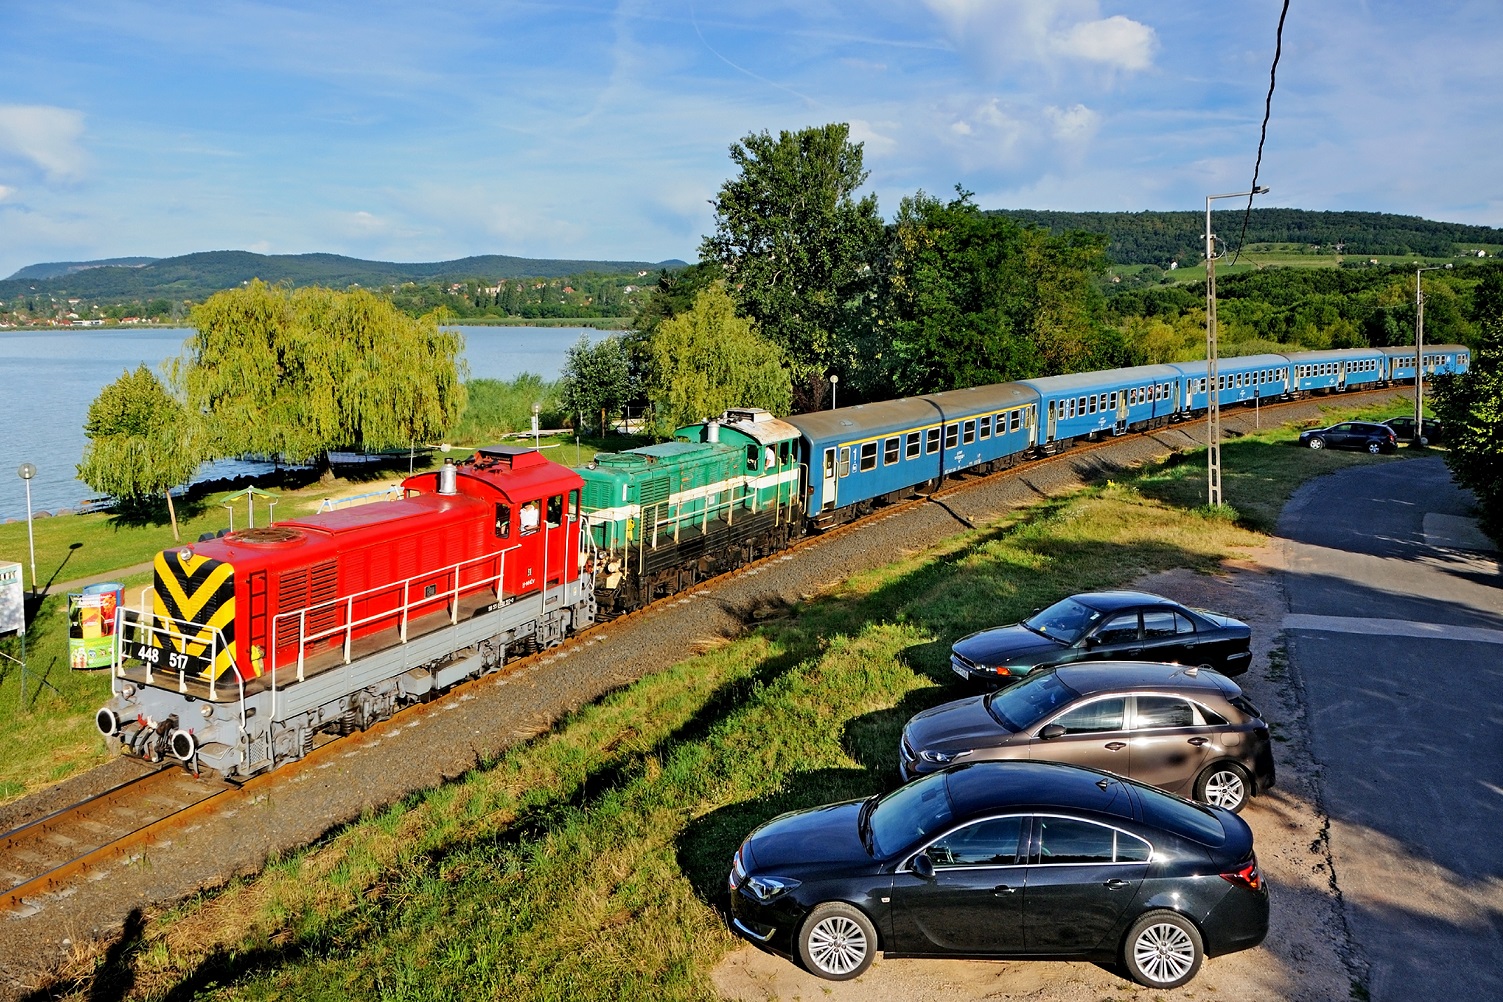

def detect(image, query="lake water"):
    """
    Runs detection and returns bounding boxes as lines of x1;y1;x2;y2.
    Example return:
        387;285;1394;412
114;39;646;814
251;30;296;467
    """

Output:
0;325;603;522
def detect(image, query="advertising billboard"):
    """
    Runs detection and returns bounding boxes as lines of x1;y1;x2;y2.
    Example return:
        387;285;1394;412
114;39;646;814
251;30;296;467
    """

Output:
0;561;22;636
68;582;124;669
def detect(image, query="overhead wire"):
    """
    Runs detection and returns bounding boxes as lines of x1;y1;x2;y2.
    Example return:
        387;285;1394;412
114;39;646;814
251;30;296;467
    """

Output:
1230;0;1292;265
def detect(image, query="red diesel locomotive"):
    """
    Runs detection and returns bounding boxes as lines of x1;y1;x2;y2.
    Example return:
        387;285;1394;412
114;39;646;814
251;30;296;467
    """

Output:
98;446;597;776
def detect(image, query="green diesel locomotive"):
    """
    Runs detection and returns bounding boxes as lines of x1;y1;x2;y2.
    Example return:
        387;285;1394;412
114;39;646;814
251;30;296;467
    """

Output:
579;409;803;614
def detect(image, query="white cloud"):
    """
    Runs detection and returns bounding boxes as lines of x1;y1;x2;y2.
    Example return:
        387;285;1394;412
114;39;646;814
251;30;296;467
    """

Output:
1051;15;1156;71
0;105;87;181
1046;103;1101;142
0;184;13;201
951;121;973;136
848;119;898;155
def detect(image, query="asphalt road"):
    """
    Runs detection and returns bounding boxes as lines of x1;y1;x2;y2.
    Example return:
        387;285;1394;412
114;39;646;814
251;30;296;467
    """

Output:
1279;456;1503;999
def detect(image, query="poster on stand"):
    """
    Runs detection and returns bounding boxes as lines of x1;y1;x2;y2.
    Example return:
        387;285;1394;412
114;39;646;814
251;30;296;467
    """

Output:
68;583;124;669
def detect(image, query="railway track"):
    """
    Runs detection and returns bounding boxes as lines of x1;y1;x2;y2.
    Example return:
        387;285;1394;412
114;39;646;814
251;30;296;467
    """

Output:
0;386;1403;918
0;764;232;914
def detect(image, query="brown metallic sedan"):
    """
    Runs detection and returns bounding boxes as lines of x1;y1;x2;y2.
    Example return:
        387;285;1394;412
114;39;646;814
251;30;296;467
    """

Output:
900;662;1275;812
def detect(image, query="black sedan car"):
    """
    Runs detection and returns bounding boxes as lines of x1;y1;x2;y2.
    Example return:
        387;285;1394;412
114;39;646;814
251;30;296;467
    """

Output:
729;760;1268;988
1296;420;1397;454
900;662;1276;812
1380;415;1444;445
950;591;1251;687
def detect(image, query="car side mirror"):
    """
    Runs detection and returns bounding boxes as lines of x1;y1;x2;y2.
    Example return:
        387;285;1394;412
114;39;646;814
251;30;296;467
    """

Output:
911;852;936;881
1081;635;1100;649
1039;724;1067;740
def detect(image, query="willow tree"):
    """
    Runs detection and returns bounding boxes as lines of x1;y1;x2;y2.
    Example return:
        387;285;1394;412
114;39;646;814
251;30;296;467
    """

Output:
78;364;203;540
179;281;466;469
647;283;791;436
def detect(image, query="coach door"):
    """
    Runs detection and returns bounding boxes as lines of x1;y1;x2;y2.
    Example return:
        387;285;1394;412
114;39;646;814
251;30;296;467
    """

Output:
1337;361;1347;390
821;447;837;511
1046;400;1058;443
1115;390;1129;434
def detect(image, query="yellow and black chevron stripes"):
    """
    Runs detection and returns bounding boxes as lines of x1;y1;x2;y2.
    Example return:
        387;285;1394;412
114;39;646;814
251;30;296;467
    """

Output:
150;549;242;681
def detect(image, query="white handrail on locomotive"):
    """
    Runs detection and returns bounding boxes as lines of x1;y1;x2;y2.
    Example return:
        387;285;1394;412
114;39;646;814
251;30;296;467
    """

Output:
114;543;524;708
632;466;801;573
267;544;521;683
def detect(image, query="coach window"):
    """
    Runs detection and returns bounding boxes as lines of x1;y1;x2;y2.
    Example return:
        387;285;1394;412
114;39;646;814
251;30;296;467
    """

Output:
978;415;992;440
943;424;958;449
926;427;941;454
906;431;921;459
1009;409;1020;432
494;503;511;539
546;494;564;528
963;419;976;444
1087;396;1097;414
520;499;541;535
860;441;878;472
838;447;851;477
884;437;900;465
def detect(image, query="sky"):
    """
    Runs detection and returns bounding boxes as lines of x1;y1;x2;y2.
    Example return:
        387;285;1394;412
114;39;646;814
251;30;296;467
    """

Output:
1;0;1500;278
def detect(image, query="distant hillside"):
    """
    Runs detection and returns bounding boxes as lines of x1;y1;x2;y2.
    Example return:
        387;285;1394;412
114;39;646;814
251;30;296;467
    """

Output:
0;250;685;303
991;208;1503;266
9;257;158;281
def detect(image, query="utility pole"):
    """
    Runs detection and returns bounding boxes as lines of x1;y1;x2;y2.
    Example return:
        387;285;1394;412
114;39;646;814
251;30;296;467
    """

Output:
1204;187;1268;508
1415;263;1451;442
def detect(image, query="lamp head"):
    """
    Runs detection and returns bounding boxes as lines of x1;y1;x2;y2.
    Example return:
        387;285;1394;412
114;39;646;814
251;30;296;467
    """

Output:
1253;186;1270;195
17;463;35;480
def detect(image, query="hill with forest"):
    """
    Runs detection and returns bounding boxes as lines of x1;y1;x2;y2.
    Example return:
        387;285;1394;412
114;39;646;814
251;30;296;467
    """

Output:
992;208;1503;267
0;250;684;304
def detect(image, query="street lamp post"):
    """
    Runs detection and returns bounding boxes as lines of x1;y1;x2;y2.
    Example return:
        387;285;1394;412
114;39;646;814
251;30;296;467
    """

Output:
1415;263;1452;442
532;402;542;450
1204;187;1269;508
16;463;36;593
830;374;839;410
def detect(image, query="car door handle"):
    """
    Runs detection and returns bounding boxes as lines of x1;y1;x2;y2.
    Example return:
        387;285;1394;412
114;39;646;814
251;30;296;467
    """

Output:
1104;878;1130;890
1105;741;1127;752
1188;737;1209;747
1125;648;1143;655
993;884;1017;895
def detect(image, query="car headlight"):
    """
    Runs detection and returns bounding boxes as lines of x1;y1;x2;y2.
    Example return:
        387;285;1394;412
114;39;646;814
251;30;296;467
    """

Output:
732;847;748;885
744;874;801;903
918;748;972;764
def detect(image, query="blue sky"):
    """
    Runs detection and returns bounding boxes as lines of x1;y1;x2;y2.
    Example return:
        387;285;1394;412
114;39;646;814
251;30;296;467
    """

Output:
1;1;1500;278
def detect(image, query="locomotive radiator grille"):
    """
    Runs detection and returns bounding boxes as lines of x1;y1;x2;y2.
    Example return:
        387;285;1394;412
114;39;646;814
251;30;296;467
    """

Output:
149;549;239;681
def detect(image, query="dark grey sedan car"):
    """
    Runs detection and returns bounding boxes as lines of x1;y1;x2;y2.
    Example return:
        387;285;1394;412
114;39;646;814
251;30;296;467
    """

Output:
901;662;1275;813
1296;420;1397;453
950;591;1251;686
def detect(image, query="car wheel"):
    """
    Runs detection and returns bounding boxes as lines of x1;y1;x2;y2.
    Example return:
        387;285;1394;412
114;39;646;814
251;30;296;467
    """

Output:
1195;761;1251;812
1307;436;1325;450
1367;441;1381;455
1417;435;1430;446
798;902;877;980
1123;910;1204;989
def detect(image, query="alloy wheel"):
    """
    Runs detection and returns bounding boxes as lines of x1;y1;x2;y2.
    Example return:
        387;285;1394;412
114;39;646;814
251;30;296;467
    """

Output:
806;915;869;976
1203;769;1246;810
1133;921;1197;985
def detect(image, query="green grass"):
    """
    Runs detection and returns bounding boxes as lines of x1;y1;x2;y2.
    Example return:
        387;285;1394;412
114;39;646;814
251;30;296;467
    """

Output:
42;454;1277;999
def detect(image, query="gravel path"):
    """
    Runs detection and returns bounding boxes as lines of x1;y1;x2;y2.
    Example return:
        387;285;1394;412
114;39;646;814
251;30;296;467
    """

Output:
0;392;1406;999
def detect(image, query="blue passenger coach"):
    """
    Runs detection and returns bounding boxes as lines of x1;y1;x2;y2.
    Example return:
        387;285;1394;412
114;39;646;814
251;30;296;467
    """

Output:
1019;364;1182;448
787;382;1037;520
1289;348;1385;393
1171;354;1290;414
1379;344;1471;382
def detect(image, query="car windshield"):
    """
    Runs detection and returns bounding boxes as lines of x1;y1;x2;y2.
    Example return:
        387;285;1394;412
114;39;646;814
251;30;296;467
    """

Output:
984;671;1080;731
1022;597;1103;644
868;771;954;858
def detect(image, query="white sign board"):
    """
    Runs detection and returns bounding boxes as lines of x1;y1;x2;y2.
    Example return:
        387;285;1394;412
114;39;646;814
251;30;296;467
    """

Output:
0;561;22;636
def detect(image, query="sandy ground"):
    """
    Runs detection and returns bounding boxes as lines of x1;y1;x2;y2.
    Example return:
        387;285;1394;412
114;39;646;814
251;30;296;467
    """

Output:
712;550;1359;1002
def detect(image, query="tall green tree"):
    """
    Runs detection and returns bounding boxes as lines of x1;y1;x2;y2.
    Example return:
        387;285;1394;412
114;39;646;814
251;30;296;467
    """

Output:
1431;320;1503;538
178;281;466;469
860;189;1116;397
77;364;202;540
700;123;884;410
645;284;792;437
559;334;633;435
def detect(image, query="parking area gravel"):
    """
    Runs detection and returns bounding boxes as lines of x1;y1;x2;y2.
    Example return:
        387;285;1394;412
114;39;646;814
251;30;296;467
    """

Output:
0;393;1405;999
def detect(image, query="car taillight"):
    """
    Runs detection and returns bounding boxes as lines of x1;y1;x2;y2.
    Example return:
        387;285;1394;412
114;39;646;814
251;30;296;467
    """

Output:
1221;857;1263;892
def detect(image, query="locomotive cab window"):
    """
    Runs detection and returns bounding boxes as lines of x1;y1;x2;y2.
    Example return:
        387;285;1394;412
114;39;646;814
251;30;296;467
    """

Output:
494;503;511;539
746;445;759;471
520;500;541;535
859;441;878;471
546;495;563;528
779;441;791;467
569;489;579;521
